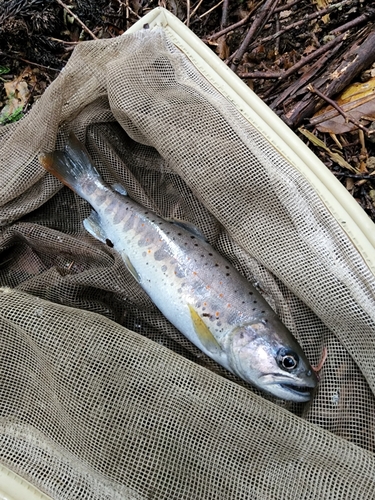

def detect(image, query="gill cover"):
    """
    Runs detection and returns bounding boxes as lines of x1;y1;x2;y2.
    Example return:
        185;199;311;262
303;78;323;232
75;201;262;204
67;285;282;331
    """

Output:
228;322;318;402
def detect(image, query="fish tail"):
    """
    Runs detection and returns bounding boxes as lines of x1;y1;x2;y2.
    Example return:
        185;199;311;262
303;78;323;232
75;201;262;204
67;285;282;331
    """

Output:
39;133;104;199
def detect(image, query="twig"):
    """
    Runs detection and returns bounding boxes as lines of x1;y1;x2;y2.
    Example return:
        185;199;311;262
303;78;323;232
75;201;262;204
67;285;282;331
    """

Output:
274;11;280;55
273;0;303;13
207;2;261;40
333;172;375;180
55;0;98;40
230;0;279;70
221;0;229;28
188;0;204;20
48;37;79;45
238;70;282;79
330;8;375;34
0;51;61;72
307;84;373;136
239;31;346;80
198;0;224;19
248;0;352;52
186;0;191;27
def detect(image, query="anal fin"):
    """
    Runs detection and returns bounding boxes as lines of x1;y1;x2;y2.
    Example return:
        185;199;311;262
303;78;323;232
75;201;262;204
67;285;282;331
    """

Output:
83;211;107;244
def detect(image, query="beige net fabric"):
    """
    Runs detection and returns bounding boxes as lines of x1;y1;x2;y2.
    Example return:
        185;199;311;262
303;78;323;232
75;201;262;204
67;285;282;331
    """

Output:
0;26;375;498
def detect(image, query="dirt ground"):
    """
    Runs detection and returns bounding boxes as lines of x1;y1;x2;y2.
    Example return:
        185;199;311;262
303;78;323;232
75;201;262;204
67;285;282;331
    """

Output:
1;0;375;221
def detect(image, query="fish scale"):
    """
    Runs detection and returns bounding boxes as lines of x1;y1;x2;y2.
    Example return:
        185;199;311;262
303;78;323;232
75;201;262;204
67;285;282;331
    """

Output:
39;134;318;402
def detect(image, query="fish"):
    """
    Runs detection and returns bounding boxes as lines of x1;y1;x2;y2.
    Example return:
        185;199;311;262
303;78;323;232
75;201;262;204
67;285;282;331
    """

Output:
39;134;318;402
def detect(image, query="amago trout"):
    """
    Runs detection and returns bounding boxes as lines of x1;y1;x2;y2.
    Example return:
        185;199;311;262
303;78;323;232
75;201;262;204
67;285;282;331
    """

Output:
39;134;318;402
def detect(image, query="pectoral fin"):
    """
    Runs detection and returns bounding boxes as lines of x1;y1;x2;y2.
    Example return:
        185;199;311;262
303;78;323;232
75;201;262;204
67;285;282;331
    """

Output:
122;252;141;283
188;304;221;354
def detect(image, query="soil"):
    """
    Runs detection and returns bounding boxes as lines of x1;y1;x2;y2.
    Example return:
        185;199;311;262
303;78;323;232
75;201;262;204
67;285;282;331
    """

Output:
1;0;375;221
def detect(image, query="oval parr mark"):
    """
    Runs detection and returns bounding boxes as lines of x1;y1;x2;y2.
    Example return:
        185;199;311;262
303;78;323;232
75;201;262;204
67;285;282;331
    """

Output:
154;246;170;261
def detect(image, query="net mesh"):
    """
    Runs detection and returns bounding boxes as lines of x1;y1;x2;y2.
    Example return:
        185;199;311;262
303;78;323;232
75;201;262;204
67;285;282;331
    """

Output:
0;25;375;499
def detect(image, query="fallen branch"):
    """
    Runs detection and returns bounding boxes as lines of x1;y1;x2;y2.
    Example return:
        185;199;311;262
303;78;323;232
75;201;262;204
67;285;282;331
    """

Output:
220;0;229;28
283;28;375;127
230;0;279;70
330;8;375;34
247;0;352;52
239;31;346;80
207;2;260;41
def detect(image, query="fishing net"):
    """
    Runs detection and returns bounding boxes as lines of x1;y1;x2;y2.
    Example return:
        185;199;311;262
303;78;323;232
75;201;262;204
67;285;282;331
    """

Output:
1;9;375;499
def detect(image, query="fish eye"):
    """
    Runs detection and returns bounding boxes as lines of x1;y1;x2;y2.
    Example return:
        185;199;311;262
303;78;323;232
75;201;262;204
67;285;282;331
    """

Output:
277;349;299;371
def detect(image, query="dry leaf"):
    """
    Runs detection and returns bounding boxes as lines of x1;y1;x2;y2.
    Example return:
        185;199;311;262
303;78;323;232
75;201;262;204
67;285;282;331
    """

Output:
299;127;358;172
216;35;230;60
0;71;31;124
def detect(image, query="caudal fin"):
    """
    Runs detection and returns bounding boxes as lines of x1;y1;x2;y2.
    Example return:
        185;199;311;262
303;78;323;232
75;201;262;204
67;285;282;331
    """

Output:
39;133;103;198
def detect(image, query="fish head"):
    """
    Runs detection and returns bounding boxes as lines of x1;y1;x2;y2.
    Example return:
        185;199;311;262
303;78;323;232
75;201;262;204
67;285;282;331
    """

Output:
227;320;318;402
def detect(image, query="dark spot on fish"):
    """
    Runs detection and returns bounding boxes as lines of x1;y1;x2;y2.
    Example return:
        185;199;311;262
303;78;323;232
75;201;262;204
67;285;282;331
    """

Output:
252;308;256;311
214;263;219;267
174;265;185;278
239;332;244;339
105;239;114;248
249;292;253;295
261;310;265;313
145;211;148;214
142;251;147;257
167;232;170;235
253;300;257;303
264;319;268;323
217;321;222;327
194;244;198;247
202;313;210;317
242;301;245;304
201;255;204;258
190;235;195;239
184;242;188;245
154;246;169;261
226;273;230;276
158;222;163;225
209;253;213;256
225;266;229;269
161;265;167;272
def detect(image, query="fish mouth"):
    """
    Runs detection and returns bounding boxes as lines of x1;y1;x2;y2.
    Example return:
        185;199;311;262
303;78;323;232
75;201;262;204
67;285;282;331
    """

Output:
279;382;314;401
259;374;317;402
